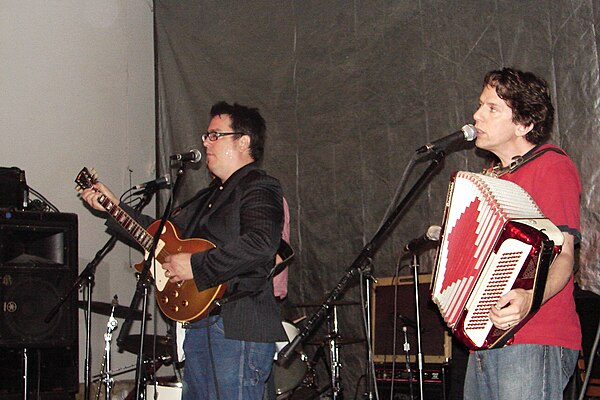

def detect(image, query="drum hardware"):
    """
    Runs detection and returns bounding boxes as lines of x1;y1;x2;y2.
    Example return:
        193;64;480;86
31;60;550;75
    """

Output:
292;315;307;324
146;381;182;400
92;302;174;400
95;296;120;400
290;298;365;398
77;300;151;320
281;341;330;400
293;303;365;399
92;357;169;382
119;334;175;359
122;360;180;400
295;300;361;308
274;321;309;397
326;304;342;399
116;332;180;399
305;336;365;346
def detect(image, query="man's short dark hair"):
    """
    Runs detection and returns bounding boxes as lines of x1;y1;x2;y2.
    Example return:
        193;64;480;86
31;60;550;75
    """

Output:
210;101;266;163
483;67;554;144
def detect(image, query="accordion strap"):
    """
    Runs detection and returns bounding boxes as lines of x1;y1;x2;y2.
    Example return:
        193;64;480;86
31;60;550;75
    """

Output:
484;146;567;177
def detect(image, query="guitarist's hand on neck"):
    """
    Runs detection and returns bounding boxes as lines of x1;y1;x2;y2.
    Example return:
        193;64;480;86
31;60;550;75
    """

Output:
81;181;119;212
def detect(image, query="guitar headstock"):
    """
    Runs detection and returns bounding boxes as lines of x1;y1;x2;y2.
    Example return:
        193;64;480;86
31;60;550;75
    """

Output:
75;167;98;193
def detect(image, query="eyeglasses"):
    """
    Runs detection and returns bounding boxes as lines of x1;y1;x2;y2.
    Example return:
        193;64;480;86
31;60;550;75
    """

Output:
201;131;245;142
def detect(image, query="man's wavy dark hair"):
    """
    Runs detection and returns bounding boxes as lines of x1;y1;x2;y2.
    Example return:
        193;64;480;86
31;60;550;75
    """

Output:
210;101;266;163
484;67;554;144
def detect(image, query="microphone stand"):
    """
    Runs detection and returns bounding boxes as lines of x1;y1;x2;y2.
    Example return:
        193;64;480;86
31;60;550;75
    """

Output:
117;163;187;400
402;326;414;400
277;151;447;399
45;233;118;400
407;252;425;399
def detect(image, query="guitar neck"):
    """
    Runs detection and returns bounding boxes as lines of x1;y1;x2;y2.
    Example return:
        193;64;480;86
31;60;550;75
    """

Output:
97;193;154;252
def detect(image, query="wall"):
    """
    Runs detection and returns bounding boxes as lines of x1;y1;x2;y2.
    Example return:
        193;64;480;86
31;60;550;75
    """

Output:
0;0;158;387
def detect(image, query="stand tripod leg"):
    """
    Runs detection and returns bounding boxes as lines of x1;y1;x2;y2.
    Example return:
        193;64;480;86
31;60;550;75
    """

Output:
22;348;28;400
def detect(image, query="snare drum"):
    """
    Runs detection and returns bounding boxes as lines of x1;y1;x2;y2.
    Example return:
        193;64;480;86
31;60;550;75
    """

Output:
273;321;308;396
146;382;182;400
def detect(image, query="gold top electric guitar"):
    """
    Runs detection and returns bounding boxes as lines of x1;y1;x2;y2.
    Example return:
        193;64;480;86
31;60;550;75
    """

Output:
75;167;226;322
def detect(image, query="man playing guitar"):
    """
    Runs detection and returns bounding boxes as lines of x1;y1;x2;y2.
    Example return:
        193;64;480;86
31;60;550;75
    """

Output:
81;101;288;400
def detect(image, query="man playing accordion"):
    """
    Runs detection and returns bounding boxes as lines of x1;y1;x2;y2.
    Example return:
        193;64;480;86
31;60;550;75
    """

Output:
463;67;581;400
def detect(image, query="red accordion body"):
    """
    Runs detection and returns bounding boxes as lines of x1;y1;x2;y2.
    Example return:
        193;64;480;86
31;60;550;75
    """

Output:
431;171;564;350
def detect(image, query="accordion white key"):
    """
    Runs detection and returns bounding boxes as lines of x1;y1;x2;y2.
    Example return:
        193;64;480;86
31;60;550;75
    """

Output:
431;171;564;350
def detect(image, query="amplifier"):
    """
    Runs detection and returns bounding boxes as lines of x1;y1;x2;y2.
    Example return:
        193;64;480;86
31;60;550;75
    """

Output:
375;363;449;399
372;274;451;364
0;167;28;210
375;363;447;384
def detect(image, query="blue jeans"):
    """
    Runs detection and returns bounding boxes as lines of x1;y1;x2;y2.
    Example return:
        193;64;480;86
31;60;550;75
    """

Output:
182;316;275;400
464;344;578;400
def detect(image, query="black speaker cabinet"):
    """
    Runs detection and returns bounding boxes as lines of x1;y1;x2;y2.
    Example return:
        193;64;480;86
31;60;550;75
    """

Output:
0;346;79;398
0;211;78;347
0;211;79;397
372;274;451;364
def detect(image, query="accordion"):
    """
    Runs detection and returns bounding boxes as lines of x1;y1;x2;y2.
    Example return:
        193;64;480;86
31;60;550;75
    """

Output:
431;171;564;350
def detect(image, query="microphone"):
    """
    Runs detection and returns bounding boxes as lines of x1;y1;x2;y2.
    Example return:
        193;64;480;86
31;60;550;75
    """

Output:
133;175;171;190
416;124;477;154
404;225;441;253
277;334;303;366
170;149;202;163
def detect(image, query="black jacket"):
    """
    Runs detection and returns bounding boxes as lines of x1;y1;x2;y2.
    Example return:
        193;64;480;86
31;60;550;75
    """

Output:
109;163;287;342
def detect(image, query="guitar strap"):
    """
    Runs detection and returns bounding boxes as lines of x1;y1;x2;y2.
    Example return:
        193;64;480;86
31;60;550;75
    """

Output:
483;145;567;178
269;239;295;279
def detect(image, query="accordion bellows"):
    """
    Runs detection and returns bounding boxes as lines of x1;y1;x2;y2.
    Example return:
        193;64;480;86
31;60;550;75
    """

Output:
432;171;564;350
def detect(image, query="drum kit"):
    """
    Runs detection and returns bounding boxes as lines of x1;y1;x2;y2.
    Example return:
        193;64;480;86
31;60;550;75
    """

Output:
78;299;182;400
80;298;364;400
273;300;366;400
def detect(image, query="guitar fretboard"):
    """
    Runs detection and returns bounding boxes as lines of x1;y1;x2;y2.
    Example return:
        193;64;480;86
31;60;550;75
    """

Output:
97;193;156;252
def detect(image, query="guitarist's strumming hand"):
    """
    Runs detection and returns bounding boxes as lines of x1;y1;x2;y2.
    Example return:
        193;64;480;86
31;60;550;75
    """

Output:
80;181;119;212
163;253;194;282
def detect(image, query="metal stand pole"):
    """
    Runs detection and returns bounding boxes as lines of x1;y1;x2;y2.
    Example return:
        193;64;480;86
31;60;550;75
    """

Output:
96;296;119;400
410;254;424;400
363;275;376;400
328;305;342;399
22;348;28;400
402;327;415;399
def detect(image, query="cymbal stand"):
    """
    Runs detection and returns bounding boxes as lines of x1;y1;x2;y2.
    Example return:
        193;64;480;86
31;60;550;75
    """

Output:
96;296;119;400
327;305;342;399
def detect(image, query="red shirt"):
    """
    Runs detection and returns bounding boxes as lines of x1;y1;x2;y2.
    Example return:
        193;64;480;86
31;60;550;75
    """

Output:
500;144;581;350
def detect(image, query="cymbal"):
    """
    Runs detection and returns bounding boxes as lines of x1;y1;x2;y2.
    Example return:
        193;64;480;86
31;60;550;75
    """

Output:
295;300;362;307
305;337;366;346
78;301;150;321
119;334;174;358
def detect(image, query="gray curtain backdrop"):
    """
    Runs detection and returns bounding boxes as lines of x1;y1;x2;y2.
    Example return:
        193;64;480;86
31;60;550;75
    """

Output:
155;0;600;396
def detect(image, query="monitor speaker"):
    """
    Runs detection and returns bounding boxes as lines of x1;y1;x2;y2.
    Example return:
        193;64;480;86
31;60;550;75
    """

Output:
0;211;78;347
0;211;79;397
1;265;77;346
